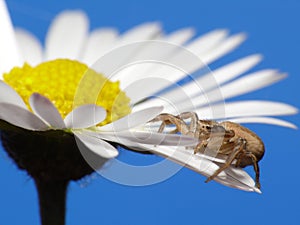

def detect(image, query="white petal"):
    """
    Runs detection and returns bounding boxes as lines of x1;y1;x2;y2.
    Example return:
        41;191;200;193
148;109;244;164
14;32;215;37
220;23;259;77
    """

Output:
196;101;298;120
96;130;199;146
112;28;195;86
118;45;207;104
164;27;195;45
200;33;247;64
99;106;163;132
74;131;118;158
135;54;263;110
45;10;89;60
186;29;229;55
160;70;287;113
228;117;298;129
121;33;243;106
148;146;224;180
15;28;43;65
0;102;48;130
212;54;263;85
81;28;119;65
93;31;228;105
193;70;286;107
214;70;285;102
124;32;245;104
117;22;161;45
95;135;257;192
0;0;21;76
177;54;263;97
108;27;194;82
213;166;260;193
29;93;65;129
90;24;161;80
64;104;106;129
189;70;286;108
93;22;162;78
113;44;191;89
148;145;257;192
0;81;27;108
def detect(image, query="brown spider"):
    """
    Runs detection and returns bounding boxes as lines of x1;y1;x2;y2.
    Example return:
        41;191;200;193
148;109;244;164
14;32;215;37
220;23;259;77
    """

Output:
150;112;265;189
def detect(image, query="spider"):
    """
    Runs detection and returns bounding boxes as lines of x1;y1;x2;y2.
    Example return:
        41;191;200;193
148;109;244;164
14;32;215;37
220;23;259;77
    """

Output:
150;112;265;189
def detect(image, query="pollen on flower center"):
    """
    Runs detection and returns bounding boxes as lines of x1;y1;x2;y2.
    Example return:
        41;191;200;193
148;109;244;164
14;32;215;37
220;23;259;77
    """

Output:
3;59;131;126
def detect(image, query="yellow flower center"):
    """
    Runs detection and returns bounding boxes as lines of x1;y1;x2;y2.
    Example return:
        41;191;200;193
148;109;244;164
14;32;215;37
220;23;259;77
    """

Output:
3;59;131;126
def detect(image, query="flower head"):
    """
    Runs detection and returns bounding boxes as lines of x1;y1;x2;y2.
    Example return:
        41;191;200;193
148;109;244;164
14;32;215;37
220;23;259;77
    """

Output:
4;59;131;125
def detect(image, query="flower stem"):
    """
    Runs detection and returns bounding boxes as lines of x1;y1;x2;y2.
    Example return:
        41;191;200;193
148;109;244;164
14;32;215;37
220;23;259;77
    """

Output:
34;178;69;225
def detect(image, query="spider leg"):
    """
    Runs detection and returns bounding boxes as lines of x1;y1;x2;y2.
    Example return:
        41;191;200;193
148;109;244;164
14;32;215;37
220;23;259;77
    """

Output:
168;128;179;134
248;153;261;189
150;113;191;136
149;113;175;133
157;121;166;133
177;112;199;137
194;140;208;154
205;138;246;183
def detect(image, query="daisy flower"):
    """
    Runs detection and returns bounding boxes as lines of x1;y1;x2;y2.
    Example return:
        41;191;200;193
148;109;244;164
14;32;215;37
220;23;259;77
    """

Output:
0;0;297;198
1;1;298;224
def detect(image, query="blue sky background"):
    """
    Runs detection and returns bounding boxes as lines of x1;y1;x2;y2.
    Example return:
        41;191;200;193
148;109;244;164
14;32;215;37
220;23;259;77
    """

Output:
1;0;300;224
